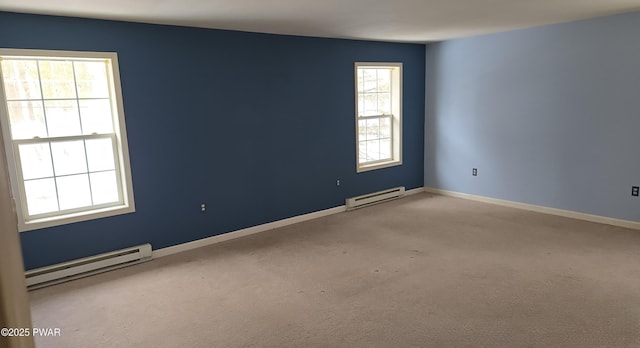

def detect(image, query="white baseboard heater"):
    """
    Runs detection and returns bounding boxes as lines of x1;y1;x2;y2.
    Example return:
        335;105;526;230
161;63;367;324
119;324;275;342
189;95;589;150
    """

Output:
25;244;152;290
346;186;405;210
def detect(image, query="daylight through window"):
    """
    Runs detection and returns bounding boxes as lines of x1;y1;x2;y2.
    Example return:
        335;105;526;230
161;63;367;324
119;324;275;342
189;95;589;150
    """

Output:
0;49;135;231
355;63;402;172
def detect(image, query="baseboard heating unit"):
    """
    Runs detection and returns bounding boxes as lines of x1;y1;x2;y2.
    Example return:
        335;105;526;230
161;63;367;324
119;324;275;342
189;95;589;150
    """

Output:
25;244;152;290
346;186;405;210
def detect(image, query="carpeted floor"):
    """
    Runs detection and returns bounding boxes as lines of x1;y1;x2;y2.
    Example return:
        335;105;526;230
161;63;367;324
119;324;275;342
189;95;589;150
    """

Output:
29;193;640;347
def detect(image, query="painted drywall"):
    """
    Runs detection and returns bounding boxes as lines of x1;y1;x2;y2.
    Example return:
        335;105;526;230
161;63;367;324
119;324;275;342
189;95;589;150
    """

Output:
0;101;34;348
0;11;425;270
425;11;640;222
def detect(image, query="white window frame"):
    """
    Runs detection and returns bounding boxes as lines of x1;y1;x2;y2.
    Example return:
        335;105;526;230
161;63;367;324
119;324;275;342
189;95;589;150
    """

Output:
0;48;135;232
355;62;402;172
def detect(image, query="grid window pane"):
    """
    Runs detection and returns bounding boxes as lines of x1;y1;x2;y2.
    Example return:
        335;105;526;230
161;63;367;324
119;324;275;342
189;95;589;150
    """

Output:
380;117;391;138
378;93;391;115
357;68;393;117
44;100;81;137
24;178;58;215
79;99;113;134
0;50;134;228
357;69;364;93
7;101;47;139
358;119;367;142
0;60;41;100
358;142;367;164
380;138;391;160
51;140;88;176
366;118;380;141
85;138;115;172
363;93;378;116
365;140;380;162
74;61;109;98
39;61;76;99
377;69;391;92
56;174;92;210
356;65;399;168
90;171;119;205
18;143;53;180
363;69;377;92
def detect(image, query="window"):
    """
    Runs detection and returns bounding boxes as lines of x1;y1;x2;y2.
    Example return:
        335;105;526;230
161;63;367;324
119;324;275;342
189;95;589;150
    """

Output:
0;49;135;231
355;63;402;172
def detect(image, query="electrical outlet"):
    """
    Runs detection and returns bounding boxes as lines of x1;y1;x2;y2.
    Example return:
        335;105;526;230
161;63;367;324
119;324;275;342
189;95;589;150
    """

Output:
336;180;340;186
201;203;206;212
472;168;478;176
632;186;639;197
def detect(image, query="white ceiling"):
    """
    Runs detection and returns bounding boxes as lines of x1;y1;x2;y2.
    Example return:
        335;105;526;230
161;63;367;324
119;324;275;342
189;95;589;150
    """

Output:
1;0;640;43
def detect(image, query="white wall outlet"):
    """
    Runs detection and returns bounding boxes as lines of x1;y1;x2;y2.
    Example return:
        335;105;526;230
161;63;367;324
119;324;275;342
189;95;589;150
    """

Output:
201;203;206;212
336;180;340;186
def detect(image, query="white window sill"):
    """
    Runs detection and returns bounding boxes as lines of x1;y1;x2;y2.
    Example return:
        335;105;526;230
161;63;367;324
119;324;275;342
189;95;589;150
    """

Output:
19;205;135;232
357;160;402;173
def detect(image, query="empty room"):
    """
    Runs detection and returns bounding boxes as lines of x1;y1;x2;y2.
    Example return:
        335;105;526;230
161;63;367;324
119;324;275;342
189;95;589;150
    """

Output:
1;1;640;347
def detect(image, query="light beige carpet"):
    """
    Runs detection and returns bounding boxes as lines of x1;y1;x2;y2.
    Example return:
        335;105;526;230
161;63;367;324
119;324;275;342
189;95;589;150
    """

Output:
29;193;640;347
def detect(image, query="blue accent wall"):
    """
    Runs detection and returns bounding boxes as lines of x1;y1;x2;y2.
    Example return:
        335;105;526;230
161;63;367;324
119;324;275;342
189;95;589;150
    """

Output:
425;11;640;222
0;11;425;269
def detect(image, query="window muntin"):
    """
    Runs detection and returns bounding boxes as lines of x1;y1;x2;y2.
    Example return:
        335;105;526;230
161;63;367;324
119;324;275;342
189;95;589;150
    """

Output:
355;63;402;172
0;49;134;231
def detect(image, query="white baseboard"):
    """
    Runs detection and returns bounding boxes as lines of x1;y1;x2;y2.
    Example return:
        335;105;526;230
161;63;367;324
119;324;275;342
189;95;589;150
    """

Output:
153;205;347;258
404;187;425;196
424;187;640;230
153;186;426;259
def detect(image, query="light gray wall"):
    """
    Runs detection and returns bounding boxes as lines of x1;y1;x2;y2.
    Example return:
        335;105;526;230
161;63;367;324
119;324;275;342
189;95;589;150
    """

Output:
425;11;640;222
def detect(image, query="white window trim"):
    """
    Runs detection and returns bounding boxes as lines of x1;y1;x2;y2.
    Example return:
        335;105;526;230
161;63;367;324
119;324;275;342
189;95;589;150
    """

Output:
0;48;135;232
354;62;403;173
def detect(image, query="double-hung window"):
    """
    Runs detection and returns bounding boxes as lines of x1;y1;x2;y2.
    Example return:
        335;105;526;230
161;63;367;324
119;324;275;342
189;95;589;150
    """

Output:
355;63;402;172
0;49;135;231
